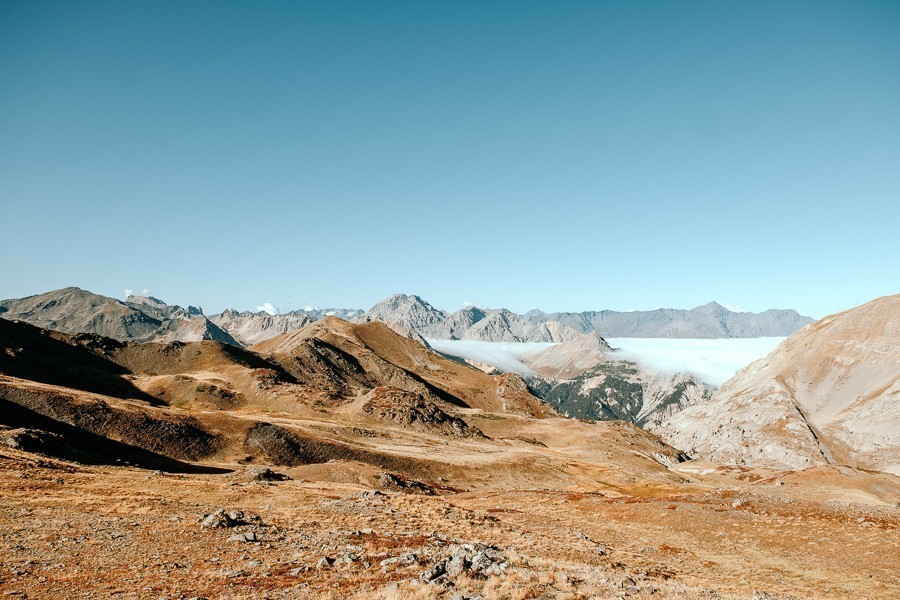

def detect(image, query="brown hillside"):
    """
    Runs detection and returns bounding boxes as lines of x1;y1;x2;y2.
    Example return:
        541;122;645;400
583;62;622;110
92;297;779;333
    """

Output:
253;317;553;417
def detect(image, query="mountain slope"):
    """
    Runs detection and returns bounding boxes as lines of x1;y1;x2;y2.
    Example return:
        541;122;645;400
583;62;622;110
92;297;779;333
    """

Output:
660;295;900;474
0;287;163;341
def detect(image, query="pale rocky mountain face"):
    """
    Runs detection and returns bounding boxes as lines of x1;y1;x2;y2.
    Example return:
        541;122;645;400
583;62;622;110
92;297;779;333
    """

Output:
659;295;900;475
521;332;714;433
459;310;581;343
356;294;448;330
421;306;487;339
0;287;239;346
210;310;312;346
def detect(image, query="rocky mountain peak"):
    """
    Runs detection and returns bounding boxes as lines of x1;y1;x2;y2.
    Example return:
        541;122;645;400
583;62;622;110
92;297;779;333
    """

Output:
126;294;168;308
691;301;728;314
358;293;449;330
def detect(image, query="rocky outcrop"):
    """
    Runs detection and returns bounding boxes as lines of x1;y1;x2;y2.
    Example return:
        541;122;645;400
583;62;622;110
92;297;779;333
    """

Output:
659;295;900;475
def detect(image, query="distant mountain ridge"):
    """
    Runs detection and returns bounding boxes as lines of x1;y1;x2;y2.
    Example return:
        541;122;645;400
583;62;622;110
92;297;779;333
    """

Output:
358;294;814;342
0;288;813;347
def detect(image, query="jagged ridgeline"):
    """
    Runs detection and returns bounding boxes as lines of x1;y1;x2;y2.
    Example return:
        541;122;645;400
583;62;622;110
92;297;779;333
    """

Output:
0;288;813;348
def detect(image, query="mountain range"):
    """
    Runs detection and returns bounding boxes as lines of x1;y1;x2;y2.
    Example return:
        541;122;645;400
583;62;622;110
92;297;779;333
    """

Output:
0;288;813;347
0;287;361;347
357;294;814;342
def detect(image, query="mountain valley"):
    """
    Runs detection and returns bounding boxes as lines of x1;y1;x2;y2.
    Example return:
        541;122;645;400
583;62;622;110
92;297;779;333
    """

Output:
0;289;897;598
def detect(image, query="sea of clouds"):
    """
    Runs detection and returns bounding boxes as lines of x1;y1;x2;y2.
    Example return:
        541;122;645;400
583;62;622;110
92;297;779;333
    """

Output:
426;340;554;375
426;337;785;386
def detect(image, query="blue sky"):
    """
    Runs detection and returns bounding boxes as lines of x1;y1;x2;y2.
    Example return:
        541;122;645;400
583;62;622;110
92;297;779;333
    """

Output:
1;1;898;318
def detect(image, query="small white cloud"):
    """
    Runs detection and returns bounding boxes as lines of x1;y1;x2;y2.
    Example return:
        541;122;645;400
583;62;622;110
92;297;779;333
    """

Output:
722;304;746;313
141;288;150;295
124;288;134;298
256;302;277;315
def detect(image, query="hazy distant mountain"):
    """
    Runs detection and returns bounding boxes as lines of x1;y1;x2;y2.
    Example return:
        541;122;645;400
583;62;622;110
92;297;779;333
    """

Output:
525;302;814;338
660;295;900;474
0;287;239;346
357;295;813;342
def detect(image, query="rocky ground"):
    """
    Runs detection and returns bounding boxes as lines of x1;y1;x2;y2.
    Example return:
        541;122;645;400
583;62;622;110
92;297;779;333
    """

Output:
1;449;898;599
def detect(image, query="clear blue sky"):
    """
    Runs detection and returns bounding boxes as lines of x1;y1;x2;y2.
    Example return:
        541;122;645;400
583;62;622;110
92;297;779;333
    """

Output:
2;1;898;318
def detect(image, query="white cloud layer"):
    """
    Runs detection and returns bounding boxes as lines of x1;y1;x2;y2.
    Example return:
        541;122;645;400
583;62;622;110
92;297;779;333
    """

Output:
606;337;784;386
255;302;277;315
425;339;554;375
427;337;785;385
